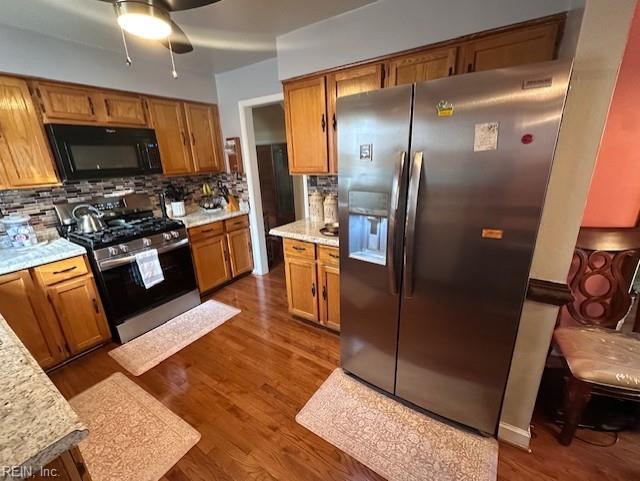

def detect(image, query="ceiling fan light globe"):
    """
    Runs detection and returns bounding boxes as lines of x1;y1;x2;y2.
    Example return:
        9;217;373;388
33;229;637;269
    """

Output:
116;2;172;40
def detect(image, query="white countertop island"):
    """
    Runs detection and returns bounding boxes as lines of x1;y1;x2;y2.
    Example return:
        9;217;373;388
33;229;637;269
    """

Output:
269;219;339;247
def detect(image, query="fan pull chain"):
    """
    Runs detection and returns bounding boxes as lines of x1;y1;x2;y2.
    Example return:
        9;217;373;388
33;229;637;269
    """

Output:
120;28;133;67
168;38;178;79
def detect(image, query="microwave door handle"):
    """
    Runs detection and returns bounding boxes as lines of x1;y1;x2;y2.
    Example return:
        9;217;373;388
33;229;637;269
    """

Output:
387;151;406;295
403;151;423;299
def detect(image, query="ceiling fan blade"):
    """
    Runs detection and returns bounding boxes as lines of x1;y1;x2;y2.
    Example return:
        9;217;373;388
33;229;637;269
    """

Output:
162;0;221;12
161;20;193;54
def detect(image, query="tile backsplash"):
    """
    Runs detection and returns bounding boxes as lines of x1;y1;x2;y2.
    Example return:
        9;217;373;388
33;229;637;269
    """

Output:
307;175;338;195
0;173;248;238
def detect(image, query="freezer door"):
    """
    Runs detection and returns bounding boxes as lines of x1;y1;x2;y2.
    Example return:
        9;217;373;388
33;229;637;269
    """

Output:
339;85;413;394
396;61;571;434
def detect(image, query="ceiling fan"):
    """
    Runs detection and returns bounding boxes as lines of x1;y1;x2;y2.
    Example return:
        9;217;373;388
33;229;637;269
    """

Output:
98;0;221;76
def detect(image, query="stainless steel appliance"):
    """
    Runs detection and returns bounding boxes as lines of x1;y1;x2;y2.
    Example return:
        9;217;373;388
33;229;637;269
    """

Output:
338;61;571;435
55;194;199;343
46;124;162;181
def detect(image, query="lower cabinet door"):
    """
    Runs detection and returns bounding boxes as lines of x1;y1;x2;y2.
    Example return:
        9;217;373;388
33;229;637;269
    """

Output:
191;234;232;292
48;275;111;355
227;227;253;277
284;256;318;321
319;262;340;331
0;270;66;368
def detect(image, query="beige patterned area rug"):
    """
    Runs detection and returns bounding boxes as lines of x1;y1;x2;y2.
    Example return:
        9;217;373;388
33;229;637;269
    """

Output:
296;368;498;481
70;373;200;481
109;299;240;376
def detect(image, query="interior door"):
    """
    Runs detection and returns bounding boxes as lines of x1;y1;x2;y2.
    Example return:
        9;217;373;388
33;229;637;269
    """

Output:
327;64;384;172
395;61;571;434
338;85;413;394
147;98;193;175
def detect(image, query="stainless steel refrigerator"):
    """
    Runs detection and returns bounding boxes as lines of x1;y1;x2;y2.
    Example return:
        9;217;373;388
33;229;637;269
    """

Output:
338;60;571;435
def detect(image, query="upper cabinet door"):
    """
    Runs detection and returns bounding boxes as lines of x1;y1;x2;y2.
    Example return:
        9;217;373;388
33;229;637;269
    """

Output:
459;23;560;73
184;103;224;173
284;76;329;174
386;47;457;87
0;76;58;187
147;98;193;175
34;82;98;122
101;92;147;126
327;64;384;173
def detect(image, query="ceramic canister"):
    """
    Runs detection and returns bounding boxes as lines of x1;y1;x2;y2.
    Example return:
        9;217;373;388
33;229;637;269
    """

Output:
1;215;38;248
323;193;338;224
309;191;324;223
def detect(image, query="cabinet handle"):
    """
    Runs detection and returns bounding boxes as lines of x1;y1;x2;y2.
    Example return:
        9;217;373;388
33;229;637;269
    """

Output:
311;283;316;297
53;265;77;275
200;228;214;233
105;99;111;117
181;131;187;145
448;66;453;76
321;114;326;132
191;132;196;145
322;285;327;300
88;97;95;116
332;114;336;131
248;242;252;253
92;298;100;314
329;253;339;259
292;246;305;252
467;63;474;73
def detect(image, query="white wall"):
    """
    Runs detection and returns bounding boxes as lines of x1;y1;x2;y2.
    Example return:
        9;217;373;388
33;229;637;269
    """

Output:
276;0;572;80
215;57;282;140
0;24;217;102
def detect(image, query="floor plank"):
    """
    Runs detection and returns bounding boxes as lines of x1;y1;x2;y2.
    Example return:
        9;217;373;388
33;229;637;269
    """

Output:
48;265;640;481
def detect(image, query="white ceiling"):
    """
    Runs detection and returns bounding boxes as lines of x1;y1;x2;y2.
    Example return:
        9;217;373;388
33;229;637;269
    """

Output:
0;0;376;76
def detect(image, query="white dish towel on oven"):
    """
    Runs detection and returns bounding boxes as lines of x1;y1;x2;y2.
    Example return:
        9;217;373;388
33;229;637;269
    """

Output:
135;249;165;289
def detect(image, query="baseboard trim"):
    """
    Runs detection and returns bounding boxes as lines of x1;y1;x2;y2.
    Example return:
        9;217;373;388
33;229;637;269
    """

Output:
498;422;532;452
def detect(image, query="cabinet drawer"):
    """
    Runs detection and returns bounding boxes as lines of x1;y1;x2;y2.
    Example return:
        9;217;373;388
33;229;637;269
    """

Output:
284;239;316;260
189;221;224;242
34;256;88;286
224;215;249;232
318;246;340;267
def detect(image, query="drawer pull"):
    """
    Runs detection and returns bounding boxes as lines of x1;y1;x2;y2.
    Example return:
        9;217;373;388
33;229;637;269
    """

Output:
92;298;100;314
53;265;77;275
292;246;306;252
200;228;214;233
329;253;339;259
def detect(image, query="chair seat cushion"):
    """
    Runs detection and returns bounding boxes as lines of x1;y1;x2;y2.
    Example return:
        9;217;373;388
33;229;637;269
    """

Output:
554;327;640;391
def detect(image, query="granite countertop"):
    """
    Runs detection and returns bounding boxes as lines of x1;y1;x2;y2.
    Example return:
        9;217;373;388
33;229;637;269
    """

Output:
269;219;339;247
172;208;250;229
0;238;87;277
0;315;88;479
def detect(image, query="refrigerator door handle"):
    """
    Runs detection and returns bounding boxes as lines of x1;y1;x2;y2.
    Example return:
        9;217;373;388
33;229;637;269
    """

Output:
403;151;424;298
387;151;406;294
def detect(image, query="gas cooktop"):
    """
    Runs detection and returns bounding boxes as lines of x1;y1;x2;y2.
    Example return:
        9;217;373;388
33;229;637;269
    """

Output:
67;216;185;250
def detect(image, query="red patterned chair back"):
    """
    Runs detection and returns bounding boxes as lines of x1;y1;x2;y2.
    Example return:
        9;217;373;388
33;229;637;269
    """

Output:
562;228;640;328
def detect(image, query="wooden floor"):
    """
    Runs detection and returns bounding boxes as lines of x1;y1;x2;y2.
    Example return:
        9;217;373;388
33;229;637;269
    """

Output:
49;266;640;481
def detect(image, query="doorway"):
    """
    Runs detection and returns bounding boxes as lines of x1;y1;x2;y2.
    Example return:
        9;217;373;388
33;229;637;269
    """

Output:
238;94;307;277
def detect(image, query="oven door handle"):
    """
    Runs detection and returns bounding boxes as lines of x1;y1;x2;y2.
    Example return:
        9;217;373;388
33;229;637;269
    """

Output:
97;238;189;272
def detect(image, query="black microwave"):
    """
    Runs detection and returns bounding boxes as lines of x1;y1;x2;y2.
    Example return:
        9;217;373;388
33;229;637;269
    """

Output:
46;124;162;181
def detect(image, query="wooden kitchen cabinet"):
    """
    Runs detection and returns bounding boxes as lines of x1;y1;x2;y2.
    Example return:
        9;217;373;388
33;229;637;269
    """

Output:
34;81;98;122
284;254;319;322
190;233;232;292
227;227;253;277
184;103;224;173
0;76;59;188
99;92;147;126
0;256;110;369
284;76;329;174
386;47;457;87
458;22;560;74
0;270;65;369
147;97;193;175
47;275;110;355
188;215;254;294
318;246;340;331
327;64;384;173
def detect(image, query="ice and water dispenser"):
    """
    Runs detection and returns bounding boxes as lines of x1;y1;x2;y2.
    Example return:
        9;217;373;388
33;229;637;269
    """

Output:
347;190;389;266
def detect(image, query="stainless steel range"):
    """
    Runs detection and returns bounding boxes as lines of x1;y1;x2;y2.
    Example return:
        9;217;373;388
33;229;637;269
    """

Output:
55;193;200;343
